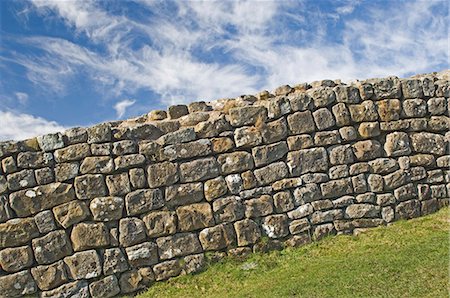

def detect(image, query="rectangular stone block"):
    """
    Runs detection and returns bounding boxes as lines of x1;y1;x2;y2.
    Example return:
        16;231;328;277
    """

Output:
179;157;220;182
156;233;202;260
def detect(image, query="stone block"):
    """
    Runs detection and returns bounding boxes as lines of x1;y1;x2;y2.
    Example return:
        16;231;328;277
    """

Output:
262;117;288;143
252;142;288;167
0;217;39;248
287;147;328;175
165;182;204;207
287;110;316;134
54;144;90;163
328;144;354;165
402;98;427;117
212;196;245;223
147;161;179;188
245;195;274;218
204;176;228;201
129;168;147;189
71;222;109;251
345;204;380;219
103;247;129;275
320;178;353;198
114;154;146;170
377;99;401;121
80;156;114;174
228;106;267;127
312;108;335;130
396;200;421;219
401;79;423;98
64;250;101;280
331;103;351;126
156;233;202;260
0;245;33;273
125;242;158;267
32;230;72;264
37;132;65;151
225;174;243;194
89;275;121;298
74;174;107;200
254;162;289;185
53;200;89;228
234;219;261;246
176;203;214;232
307;86;336;107
119;217;147;247
273;191;295;213
31;260;68;291
34;210;56;234
352;140;382;161
217;151;254;175
199;223;236;250
0;270;37;297
348;101;378;122
234;126;263;148
368;158;399;174
262;214;288;238
106;172;131;196
143;210;177;238
7;169;36;191
55;162;79;182
125;189;164;216
119;268;155;294
90;196;124;221
287;134;314;151
179;157;220;182
410;132;445;155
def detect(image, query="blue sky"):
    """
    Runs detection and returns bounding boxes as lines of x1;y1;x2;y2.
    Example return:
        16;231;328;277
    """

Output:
0;0;448;141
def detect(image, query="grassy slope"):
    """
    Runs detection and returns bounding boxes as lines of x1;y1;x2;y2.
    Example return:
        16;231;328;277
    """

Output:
139;208;449;298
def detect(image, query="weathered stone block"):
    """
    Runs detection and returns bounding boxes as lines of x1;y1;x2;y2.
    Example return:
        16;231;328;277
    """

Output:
254;162;289;186
7;169;36;191
234;126;263;148
212;196;245;223
54;144;90;163
147;161;179;188
320;178;353;198
161;139;212;161
348;101;378;122
199;223;236;250
124;188;164;216
90;196;124;221
119;268;155;294
0;217;39;249
358;122;380;138
328;144;354;165
0;245;33;273
165;182;204;207
129;168;147;189
74;174;107;200
287;147;328;175
143;211;177;238
368;158;399;174
234;219;261;246
225;174;243;194
293;184;321;205
32;230;72;264
53;200;89;228
331;103;351;126
55;162;79;182
106;172;131;196
428;97;446;115
217;151;254;175
401;79;423;99
228;106;267;127
396;200;421;219
377;99;401;121
273;191;295;213
112;140;137;155
252;142;288;167
103;248;129;275
34;210;56;233
176;203;214;232
352;140;382;161
64;127;88;144
314;130;341;146
403;98;427;117
287;110;316;134
195;115;231;138
313;108;335;130
125;242;158;268
287;134;314;151
71;222;109;251
64;250;101;280
87;123;111;143
262;117;288;143
119;217;147;247
311;209;343;225
245;195;274;218
31;260;68;291
0;270;37;297
345;204;380;219
339;126;358;141
179;157;220;182
262;214;288;238
204;176;228;201
37;132;65;151
307;86;336;107
383;170;408;190
157;233;202;260
394;183;416;202
89;275;121;298
288;92;312;111
210;137;235;153
334;85;360;103
313;223;336;241
410;132;445;155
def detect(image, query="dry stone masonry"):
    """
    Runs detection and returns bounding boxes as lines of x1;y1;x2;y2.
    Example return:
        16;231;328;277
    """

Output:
0;71;449;297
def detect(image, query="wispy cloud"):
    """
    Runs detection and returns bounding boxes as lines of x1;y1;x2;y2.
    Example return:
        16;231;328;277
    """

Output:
14;92;29;105
0;110;65;141
114;99;135;118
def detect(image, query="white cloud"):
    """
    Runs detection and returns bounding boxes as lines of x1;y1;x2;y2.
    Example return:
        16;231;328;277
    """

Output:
14;92;29;105
0;111;66;141
114;99;135;118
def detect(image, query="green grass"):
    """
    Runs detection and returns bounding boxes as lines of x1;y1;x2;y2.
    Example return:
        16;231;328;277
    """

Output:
139;208;449;298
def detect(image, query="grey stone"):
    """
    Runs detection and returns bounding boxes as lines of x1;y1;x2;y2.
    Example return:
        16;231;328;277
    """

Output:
320;178;353;198
371;76;401;99
403;98;427;117
358;122;380;138
339;126;358;141
217;151;254;175
252;142;288;167
40;280;89;298
195;115;231;138
17;152;53;169
55;162;79;182
34;210;56;233
112;140;137;155
114;154;146;170
287;110;316;134
64;250;101;279
261;117;288;144
311;209;343;224
125;189;163;216
64;127;88;144
0;245;33;273
180;157;220;182
313;223;336;241
87;123;111;143
119;217;147;247
157;233;202;260
0;270;37;297
31;260;68;291
396;199;421;219
368;158;399;174
311;199;333;210
103;247;128;275
105;172;130;196
352;140;382;161
262;214;289;238
89;275;121;298
74;174;107;200
328;144;354;165
383;170;408;190
355;192;376;204
147;161;179;188
245;195;274;218
32;230;72;264
125;241;158;267
332;103;351;126
0;217;39;249
272;177;302;191
54;144;91;163
157;127;196;145
348;101;378;122
37;132;65;151
394;183;416;202
7;169;36;191
213;196;245;223
288;93;312;111
154;259;182;281
160;139;212;161
10;182;75;217
273;191;294;213
166;182;204;207
129;168;147;189
143;211;177;238
307;86;336;107
313;108;335;130
410;132;445;155
334;85;361;103
254;162;288;186
428;97;446;115
287;147;328;175
35;167;54;185
293;184;321;205
332;196;354;208
225;174;243;194
90;143;112;155
314;130;341;146
90;196;124;221
168;104;189;119
287;134;314;150
199;223;236;250
234;126;263;148
329;165;349;179
182;253;206;274
401;79;423;98
345;204;380;219
119;268;155;294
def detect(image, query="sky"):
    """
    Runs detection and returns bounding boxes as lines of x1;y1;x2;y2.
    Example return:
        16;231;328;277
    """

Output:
0;0;448;141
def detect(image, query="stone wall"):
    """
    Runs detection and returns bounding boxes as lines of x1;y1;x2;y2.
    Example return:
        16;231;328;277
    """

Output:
0;72;449;297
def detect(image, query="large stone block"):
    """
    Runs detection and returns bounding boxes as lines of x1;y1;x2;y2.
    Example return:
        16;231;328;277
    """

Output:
262;214;289;238
245;195;274;218
345;204;380;219
217;151;254;175
402;98;427;117
17;151;54;169
32;230;72;264
287;110;316;134
234;219;261;246
106;172;131;196
204;176;228;201
7;169;36;191
89;275;121;298
307;86;336;107
125;189;163;216
176;203;214;232
179;157;220;182
74;174;107;200
252;142;288;167
352;140;382;161
254;162;289;186
370;77;401;99
396;199;421;219
401;79;423;99
31;260;68;291
161;139;212;161
53;200;89;228
320;178;353;198
212;196;245;223
310;209;343;224
328;144;354;165
0;270;37;297
90;196;124;221
80;156;114;174
287;147;328;175
199;223;236;250
103;247;129;275
261;117;288;143
293;184;321;205
156;233;202;260
410;132;445;155
55;162;79;182
119;217;147;247
119;268;155;294
154;260;182;281
125;242;158;268
114;154;146;170
0;245;33;273
143;210;177;237
348;101;378;122
377;99;401;121
40;280;89;298
9;182;75;217
334;85;361;103
71;222;109;251
0;217;39;248
64;250;101;279
147;161;179;188
37;132;65;151
228;106;267;127
165;182;204;207
312;108;336;130
54;143;91;163
234;126;263;148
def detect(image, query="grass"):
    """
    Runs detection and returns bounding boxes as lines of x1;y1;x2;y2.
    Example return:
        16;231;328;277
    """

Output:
138;208;449;298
